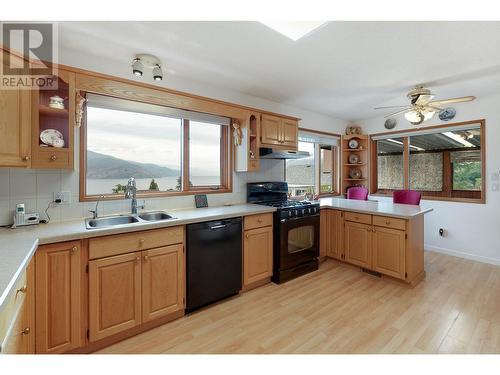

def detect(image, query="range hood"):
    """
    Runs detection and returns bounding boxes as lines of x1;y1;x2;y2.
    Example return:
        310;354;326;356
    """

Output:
259;147;310;159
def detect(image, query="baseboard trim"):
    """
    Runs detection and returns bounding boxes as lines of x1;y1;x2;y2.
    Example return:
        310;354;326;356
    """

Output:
425;244;500;266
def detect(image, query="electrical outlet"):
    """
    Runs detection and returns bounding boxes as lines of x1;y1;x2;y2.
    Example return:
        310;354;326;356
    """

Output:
53;191;71;204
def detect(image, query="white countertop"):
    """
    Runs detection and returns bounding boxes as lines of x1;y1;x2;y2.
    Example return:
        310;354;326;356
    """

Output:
319;197;433;219
0;203;276;314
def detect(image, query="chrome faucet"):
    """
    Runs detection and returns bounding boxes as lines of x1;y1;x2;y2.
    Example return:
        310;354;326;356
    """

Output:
89;195;104;219
124;178;144;215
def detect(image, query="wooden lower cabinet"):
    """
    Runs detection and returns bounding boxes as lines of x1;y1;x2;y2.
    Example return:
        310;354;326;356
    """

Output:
344;221;372;269
243;226;273;287
89;252;142;342
372;226;406;280
142;244;184;322
35;241;84;353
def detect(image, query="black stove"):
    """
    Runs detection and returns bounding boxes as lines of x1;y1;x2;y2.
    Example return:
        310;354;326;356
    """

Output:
247;182;320;283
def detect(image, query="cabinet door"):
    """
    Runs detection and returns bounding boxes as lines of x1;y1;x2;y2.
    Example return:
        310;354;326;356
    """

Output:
261;114;282;146
327;210;343;260
142;244;184;323
35;241;83;353
372;226;406;279
319;210;330;258
281;119;298;149
0;78;31;167
89;252;141;342
344;221;372;268
243;226;273;286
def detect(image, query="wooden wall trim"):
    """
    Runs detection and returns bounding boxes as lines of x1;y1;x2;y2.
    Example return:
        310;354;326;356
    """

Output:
369;119;485;138
299;127;342;138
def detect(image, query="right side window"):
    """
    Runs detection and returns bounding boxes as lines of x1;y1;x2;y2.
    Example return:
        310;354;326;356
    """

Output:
372;121;484;203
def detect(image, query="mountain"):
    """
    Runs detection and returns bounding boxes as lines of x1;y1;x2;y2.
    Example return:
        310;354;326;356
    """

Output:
87;151;179;179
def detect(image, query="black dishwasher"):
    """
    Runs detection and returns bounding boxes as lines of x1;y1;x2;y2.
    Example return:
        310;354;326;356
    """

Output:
186;217;242;313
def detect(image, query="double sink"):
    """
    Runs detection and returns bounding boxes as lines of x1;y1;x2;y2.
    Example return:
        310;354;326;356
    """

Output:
85;211;175;229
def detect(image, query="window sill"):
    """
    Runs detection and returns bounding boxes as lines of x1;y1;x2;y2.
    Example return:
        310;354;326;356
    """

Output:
370;192;485;204
80;188;233;202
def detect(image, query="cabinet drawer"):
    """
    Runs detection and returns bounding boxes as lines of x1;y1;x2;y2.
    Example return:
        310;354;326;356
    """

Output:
244;213;273;230
344;211;372;225
0;271;27;342
33;149;70;168
373;215;406;231
89;226;184;259
0;291;28;354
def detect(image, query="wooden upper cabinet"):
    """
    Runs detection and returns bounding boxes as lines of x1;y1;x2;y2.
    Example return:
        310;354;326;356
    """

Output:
89;252;142;342
372;226;406;280
261;114;282;146
35;241;83;354
281;119;298;148
0;51;31;167
142;244;184;323
344;221;372;269
243;225;273;286
31;69;75;169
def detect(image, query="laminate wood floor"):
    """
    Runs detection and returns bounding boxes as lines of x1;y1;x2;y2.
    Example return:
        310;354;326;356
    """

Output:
98;251;500;354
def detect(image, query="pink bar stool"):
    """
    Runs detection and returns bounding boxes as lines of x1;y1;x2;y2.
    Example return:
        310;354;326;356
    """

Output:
393;190;422;205
346;186;368;200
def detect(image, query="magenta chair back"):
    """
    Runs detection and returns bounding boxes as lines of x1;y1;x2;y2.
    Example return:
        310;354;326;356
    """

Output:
393;190;422;205
346;186;368;200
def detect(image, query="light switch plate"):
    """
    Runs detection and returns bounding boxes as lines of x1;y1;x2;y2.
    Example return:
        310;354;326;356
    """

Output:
53;191;71;204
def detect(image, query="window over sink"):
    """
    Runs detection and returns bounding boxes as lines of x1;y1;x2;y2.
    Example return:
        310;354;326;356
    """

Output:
81;93;231;201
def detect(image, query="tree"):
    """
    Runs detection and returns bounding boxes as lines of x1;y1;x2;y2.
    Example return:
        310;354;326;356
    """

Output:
149;178;159;191
112;183;127;193
174;176;192;191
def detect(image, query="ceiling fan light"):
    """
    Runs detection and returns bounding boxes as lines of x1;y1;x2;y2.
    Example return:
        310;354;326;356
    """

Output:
422;110;435;121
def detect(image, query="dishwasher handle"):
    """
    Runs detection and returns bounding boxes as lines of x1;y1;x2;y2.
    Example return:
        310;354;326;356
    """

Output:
209;224;228;230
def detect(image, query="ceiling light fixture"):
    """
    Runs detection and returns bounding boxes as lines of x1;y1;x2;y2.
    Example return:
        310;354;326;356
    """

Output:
443;132;475;147
259;21;327;41
131;54;164;81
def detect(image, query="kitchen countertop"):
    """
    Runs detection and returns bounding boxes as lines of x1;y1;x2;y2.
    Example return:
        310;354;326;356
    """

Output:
0;203;276;315
319;197;433;219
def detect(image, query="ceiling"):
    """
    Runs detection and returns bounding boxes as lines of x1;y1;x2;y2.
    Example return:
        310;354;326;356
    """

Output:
58;21;500;121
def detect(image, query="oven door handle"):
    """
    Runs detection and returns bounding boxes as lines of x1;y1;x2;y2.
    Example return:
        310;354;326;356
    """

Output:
280;214;320;223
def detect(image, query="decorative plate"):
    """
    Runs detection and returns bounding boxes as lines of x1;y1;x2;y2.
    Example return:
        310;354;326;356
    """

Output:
40;129;64;147
348;154;360;164
384;118;397;129
439;107;456;121
349;168;362;179
348;139;359;149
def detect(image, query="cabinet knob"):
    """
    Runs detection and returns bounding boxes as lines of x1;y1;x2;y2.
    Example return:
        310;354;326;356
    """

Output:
385;220;390;225
22;155;30;161
135;256;140;263
143;255;149;261
71;246;78;253
139;238;145;245
50;155;57;161
21;327;31;335
16;285;27;295
245;234;249;239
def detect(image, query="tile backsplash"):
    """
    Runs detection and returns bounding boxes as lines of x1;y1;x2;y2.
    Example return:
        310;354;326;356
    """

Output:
0;159;284;226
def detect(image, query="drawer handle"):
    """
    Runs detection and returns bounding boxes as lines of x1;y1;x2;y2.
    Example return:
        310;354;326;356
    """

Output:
50;155;57;161
385;220;391;225
139;238;145;245
21;327;31;335
257;218;263;223
16;285;27;295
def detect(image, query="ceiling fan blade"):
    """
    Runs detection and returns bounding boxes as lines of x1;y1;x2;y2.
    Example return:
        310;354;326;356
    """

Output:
384;107;412;118
416;94;434;105
428;96;476;106
425;105;444;112
374;105;410;110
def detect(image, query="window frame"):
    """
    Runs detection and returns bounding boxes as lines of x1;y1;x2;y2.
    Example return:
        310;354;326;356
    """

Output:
285;128;341;199
370;119;485;204
79;92;232;202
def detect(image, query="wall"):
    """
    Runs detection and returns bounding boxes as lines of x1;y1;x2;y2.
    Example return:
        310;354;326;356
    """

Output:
0;49;346;226
358;95;500;265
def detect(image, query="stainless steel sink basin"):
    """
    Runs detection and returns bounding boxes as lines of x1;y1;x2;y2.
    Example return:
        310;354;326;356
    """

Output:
138;212;173;221
85;211;175;229
86;215;139;229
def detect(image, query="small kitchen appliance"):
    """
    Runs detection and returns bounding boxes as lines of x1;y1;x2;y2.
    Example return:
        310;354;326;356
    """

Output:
12;203;40;228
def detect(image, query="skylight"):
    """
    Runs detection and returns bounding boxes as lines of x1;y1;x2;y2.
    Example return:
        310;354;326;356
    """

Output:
259;21;327;41
443;132;475;147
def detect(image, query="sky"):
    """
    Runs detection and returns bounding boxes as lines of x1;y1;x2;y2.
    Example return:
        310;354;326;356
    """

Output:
86;106;222;176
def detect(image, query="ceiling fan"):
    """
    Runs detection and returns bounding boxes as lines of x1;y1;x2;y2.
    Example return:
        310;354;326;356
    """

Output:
374;85;476;125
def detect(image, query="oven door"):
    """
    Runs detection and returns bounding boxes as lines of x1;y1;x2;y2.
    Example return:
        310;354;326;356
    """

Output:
277;214;320;271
